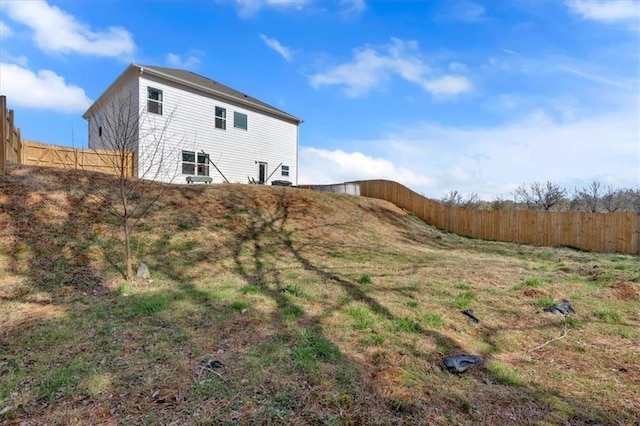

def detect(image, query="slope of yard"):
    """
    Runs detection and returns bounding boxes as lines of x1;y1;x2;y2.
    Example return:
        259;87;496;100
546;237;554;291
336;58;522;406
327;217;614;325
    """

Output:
1;165;639;425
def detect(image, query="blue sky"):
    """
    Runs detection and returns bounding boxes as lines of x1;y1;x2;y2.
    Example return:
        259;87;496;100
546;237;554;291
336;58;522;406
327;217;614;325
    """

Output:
1;0;638;199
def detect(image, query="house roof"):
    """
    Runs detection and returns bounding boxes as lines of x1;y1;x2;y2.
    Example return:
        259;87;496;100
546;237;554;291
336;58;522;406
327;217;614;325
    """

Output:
83;64;302;124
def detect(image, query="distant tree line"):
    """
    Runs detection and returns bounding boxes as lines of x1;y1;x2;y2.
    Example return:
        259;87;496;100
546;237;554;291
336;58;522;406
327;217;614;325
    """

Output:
441;180;640;212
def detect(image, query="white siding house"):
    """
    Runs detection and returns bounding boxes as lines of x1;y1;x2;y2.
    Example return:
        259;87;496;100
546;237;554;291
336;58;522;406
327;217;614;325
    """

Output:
83;64;302;185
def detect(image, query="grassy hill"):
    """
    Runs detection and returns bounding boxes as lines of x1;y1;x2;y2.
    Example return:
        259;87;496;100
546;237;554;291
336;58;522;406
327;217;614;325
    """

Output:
1;165;639;425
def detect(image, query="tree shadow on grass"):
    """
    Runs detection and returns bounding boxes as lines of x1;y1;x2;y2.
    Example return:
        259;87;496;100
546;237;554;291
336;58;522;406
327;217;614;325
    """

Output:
214;188;627;424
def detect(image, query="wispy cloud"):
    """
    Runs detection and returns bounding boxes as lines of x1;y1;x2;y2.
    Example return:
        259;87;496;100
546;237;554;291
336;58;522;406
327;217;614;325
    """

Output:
558;66;632;89
259;34;295;61
436;0;487;23
2;0;135;57
166;51;203;69
0;62;91;113
233;0;310;17
309;38;472;97
565;0;640;23
0;20;13;38
340;0;366;17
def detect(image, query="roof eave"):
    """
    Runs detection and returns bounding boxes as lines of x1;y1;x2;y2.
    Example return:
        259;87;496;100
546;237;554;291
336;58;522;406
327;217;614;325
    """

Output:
82;64;139;120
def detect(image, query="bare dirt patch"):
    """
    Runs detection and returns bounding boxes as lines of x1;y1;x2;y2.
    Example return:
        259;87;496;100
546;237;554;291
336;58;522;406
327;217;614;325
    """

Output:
610;281;640;301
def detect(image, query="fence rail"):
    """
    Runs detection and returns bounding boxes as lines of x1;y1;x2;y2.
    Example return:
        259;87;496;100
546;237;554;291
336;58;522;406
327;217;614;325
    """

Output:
1;95;134;177
347;179;640;255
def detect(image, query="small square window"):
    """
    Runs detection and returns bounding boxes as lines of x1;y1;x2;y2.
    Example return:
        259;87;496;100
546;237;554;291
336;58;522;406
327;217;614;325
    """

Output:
148;87;163;115
281;165;289;177
234;112;247;130
215;107;226;130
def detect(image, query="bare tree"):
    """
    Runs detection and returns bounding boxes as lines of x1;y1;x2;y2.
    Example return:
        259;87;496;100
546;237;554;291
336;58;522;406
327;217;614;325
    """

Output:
572;180;602;212
601;186;640;213
490;194;512;211
441;190;481;209
441;190;463;206
513;181;567;211
86;92;182;280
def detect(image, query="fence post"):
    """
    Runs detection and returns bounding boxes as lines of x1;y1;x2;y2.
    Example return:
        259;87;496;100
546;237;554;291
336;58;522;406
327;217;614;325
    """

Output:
0;96;6;175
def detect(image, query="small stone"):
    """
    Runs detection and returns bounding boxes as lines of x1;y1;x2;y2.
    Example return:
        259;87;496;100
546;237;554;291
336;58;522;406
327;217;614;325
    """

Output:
137;262;150;279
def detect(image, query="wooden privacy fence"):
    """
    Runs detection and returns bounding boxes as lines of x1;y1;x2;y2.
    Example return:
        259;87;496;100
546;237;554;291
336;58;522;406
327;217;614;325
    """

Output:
1;95;134;177
22;141;134;176
1;95;22;175
348;179;640;255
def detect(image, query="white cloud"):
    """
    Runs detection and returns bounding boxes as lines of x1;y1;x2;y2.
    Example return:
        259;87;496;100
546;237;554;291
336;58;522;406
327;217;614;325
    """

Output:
234;0;310;17
3;0;135;57
310;38;473;97
423;75;473;96
259;34;295;61
0;20;13;38
0;62;91;113
299;148;434;188
166;52;202;69
301;105;639;199
565;0;640;23
450;1;487;22
340;0;366;16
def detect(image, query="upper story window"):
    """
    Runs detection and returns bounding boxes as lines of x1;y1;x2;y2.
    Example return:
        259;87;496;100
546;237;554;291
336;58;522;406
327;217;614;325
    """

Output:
234;112;248;130
148;87;163;115
281;165;289;177
215;107;226;130
182;151;210;176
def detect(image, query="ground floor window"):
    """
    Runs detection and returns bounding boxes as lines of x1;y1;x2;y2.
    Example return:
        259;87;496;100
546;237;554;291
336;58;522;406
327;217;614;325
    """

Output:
182;151;210;176
281;165;289;177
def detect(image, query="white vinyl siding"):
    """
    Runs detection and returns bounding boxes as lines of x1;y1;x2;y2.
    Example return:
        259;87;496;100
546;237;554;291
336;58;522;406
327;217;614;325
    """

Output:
138;75;298;185
87;72;140;155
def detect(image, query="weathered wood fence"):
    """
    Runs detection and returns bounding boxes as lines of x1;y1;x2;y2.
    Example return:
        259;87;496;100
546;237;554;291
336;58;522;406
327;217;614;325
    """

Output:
1;95;134;177
1;96;22;175
348;179;640;255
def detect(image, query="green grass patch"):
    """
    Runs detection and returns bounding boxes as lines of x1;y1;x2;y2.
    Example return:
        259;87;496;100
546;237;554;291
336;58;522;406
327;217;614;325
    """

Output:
421;312;445;329
38;357;92;402
282;284;305;297
523;277;543;288
357;274;373;285
282;304;304;321
360;333;385;347
292;329;340;371
345;305;378;330
240;284;261;294
229;300;250;311
594;309;621;323
487;361;523;386
453;291;476;309
391;317;420;333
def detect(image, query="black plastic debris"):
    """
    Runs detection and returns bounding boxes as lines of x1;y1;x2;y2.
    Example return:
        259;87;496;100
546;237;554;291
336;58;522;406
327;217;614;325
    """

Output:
200;357;224;369
461;309;480;324
544;299;575;315
442;355;483;374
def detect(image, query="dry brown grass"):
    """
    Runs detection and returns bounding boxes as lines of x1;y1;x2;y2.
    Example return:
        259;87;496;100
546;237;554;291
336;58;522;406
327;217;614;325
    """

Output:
1;165;639;425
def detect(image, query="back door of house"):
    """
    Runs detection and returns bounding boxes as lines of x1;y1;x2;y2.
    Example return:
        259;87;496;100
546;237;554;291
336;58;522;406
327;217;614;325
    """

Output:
258;162;267;183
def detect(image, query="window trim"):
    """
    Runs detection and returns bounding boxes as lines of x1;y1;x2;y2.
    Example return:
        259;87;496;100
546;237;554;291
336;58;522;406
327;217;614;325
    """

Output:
147;87;163;115
234;111;248;130
182;150;210;176
215;106;226;130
